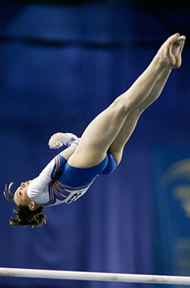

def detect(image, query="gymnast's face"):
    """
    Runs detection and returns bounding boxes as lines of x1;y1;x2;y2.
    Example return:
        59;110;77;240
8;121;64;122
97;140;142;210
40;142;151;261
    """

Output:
14;181;32;207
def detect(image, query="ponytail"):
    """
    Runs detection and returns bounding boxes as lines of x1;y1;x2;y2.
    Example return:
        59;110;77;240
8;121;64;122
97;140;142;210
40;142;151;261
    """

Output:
10;205;46;228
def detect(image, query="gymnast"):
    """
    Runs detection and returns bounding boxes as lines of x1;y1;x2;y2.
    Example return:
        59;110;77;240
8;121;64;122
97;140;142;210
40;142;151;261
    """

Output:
4;33;186;227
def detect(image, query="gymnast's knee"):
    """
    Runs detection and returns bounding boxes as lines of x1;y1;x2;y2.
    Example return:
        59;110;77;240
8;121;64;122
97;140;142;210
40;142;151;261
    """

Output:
110;95;134;116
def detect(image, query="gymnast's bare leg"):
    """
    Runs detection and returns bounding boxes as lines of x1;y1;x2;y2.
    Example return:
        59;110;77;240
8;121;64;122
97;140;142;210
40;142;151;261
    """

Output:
66;34;185;167
107;67;175;163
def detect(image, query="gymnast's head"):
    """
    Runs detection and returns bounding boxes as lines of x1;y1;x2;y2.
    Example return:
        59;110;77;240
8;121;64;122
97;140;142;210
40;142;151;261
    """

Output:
3;182;46;227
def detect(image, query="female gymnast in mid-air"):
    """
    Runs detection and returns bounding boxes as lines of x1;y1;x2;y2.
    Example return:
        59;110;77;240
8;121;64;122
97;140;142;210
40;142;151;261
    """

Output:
4;33;186;227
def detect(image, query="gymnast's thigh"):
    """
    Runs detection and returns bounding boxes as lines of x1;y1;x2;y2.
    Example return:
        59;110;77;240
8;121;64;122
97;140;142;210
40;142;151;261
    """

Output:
68;145;107;169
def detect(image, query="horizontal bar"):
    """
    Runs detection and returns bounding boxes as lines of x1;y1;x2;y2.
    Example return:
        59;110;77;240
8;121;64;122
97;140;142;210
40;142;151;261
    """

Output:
0;268;190;285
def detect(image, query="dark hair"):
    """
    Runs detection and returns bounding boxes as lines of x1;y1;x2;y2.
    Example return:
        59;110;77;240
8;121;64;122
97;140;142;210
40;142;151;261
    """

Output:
10;205;46;228
4;182;46;227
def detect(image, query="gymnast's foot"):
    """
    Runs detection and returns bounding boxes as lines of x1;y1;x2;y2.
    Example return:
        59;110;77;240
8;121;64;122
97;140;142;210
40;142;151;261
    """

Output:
157;33;186;69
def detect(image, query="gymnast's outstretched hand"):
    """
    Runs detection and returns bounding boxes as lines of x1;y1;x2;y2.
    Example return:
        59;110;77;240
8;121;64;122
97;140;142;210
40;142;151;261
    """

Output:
48;132;80;149
157;33;186;69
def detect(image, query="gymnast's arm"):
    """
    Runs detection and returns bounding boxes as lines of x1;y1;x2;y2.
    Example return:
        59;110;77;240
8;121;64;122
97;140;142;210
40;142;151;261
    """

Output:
27;145;77;198
59;143;78;160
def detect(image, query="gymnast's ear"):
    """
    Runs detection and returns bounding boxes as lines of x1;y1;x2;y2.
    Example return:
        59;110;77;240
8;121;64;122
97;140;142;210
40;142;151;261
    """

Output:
29;201;38;211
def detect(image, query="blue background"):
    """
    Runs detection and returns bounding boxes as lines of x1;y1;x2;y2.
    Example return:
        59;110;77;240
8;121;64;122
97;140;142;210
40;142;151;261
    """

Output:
1;1;190;288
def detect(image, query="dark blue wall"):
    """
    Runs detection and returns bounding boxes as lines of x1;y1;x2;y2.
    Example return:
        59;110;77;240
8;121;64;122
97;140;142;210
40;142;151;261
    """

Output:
1;2;190;288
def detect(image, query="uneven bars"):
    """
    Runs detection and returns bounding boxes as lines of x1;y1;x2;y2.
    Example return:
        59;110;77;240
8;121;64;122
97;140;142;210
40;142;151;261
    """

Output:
0;268;190;285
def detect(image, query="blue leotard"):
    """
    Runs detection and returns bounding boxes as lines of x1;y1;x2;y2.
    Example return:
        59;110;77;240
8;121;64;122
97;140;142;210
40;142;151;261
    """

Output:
27;152;117;206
